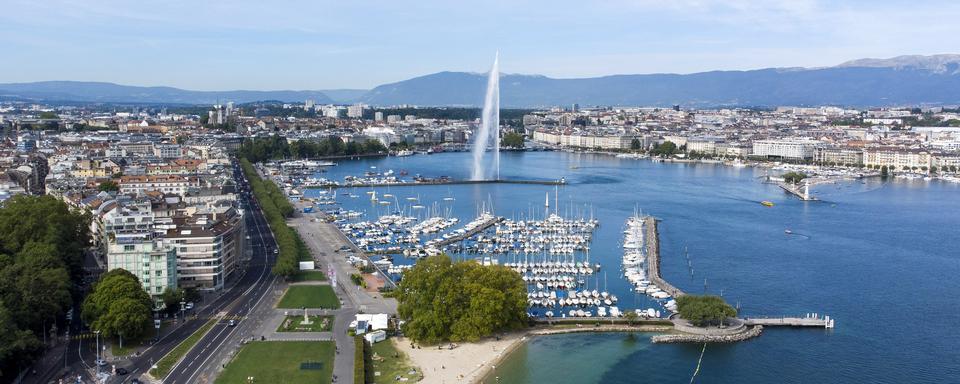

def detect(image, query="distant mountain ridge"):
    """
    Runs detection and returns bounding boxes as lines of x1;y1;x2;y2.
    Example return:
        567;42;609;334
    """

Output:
4;54;960;107
359;54;960;107
0;81;334;104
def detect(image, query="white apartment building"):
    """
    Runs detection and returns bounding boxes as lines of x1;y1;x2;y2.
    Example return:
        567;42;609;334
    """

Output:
119;175;196;196
107;233;178;308
862;147;932;170
347;104;364;118
752;139;819;160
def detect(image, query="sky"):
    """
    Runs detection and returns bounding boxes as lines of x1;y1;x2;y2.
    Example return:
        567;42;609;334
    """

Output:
2;0;958;90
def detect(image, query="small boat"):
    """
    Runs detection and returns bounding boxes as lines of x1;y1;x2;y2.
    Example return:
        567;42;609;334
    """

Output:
785;229;793;234
761;201;774;207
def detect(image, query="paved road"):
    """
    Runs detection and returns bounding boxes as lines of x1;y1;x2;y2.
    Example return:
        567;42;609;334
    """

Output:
290;208;398;384
161;162;280;384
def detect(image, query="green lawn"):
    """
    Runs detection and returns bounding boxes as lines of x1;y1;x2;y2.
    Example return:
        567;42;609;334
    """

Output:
277;315;334;332
151;318;217;378
216;341;335;384
368;339;422;384
291;270;328;282
277;285;341;309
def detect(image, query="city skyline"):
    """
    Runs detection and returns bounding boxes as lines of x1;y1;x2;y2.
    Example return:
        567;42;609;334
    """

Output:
3;0;960;90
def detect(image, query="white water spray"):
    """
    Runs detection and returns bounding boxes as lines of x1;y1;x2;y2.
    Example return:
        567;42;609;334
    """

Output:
471;52;500;180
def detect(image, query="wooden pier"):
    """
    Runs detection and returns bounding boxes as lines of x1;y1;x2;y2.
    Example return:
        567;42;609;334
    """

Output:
305;178;566;189
433;216;504;247
644;216;685;298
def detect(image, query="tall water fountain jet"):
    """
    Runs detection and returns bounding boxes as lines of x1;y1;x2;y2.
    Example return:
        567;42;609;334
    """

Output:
471;52;500;180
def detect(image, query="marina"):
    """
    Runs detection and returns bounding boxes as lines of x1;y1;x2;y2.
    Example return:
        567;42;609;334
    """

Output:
294;150;958;383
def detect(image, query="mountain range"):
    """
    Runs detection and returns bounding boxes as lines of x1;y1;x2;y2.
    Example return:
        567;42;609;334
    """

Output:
4;55;960;107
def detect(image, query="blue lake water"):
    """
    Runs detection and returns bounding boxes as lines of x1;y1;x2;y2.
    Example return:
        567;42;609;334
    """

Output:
305;151;960;383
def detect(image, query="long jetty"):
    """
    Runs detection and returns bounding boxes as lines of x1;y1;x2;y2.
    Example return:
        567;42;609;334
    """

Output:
644;216;685;298
777;181;817;201
745;315;835;328
305;178;566;189
434;216;504;247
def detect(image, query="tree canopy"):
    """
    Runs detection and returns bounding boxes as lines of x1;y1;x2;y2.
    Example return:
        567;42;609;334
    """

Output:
240;159;309;278
676;295;737;327
782;171;808;184
650;141;679;157
82;269;153;339
238;136;386;163
98;180;120;192
0;196;90;376
501;132;525;149
396;255;527;343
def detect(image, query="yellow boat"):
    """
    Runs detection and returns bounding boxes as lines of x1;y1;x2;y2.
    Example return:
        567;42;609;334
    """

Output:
761;201;774;207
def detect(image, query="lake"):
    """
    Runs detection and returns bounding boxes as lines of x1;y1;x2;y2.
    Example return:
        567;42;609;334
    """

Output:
306;151;960;383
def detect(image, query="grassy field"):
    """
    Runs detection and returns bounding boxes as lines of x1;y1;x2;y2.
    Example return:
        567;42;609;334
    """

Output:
368;339;422;384
216;341;335;384
291;270;327;282
277;285;341;309
276;315;334;332
150;318;217;378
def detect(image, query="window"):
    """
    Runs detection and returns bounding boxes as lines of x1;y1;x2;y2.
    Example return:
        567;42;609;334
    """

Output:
156;270;162;276
124;245;135;251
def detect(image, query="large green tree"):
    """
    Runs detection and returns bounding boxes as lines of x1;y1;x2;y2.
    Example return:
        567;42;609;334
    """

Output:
676;295;737;327
397;255;527;343
501;132;525;149
0;196;89;377
82;269;153;338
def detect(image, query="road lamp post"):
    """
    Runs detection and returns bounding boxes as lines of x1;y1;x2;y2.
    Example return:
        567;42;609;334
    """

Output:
94;330;101;376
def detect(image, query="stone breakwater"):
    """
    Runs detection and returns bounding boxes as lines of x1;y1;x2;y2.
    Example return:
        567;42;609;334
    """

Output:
651;325;764;344
645;216;685;298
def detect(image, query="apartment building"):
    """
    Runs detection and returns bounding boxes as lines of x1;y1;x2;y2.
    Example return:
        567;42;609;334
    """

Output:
160;206;244;291
752;139;820;160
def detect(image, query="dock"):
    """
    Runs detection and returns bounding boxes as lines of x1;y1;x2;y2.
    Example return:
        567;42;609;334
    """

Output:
305;178;566;189
434;216;504;247
744;314;835;328
644;216;685;298
777;181;818;201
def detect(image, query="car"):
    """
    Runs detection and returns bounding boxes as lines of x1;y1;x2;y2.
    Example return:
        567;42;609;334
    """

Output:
185;302;194;310
228;319;237;327
273;249;279;254
115;367;128;375
130;379;142;384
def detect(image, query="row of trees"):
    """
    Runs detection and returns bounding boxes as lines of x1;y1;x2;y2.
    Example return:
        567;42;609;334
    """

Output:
396;255;527;343
0;196;91;377
676;295;737;327
240;159;308;278
238;136;387;163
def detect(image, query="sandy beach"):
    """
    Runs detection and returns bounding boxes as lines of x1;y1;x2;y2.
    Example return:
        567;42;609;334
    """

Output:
394;332;527;384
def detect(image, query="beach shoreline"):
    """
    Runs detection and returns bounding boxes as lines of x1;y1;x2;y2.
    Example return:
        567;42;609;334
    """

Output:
394;324;675;384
